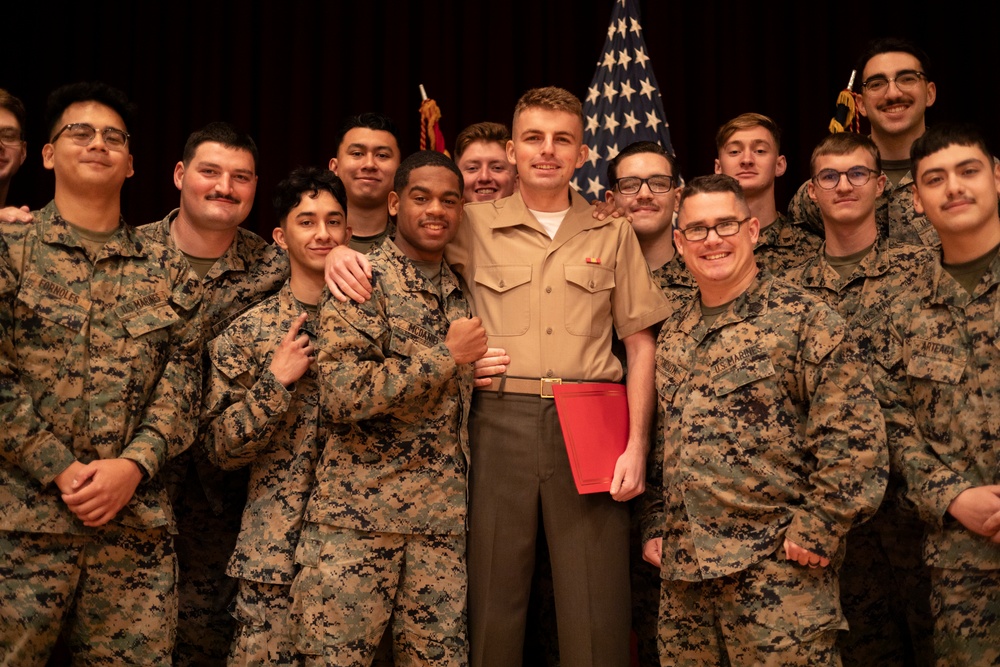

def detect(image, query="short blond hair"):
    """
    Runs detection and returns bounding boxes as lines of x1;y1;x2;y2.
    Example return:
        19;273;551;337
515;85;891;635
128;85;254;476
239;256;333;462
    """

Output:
512;87;584;129
715;112;781;153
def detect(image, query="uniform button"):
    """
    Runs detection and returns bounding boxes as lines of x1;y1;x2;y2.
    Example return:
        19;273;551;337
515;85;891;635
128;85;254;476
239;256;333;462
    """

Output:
545;286;552;293
589;280;596;288
546;327;553;335
499;280;506;288
546;370;554;377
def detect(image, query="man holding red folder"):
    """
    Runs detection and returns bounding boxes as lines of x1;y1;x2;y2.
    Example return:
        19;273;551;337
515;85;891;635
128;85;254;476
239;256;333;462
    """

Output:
640;174;887;665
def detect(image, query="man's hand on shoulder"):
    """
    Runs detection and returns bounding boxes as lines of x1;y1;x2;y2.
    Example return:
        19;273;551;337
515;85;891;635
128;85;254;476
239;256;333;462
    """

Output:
324;245;373;303
0;205;32;224
590;199;631;222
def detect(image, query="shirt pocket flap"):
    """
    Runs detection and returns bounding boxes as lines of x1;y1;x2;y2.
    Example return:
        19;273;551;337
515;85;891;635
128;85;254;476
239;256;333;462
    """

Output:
117;296;180;338
564;264;615;293
17;283;89;333
209;334;254;380
712;355;776;397
473;265;532;293
906;349;965;384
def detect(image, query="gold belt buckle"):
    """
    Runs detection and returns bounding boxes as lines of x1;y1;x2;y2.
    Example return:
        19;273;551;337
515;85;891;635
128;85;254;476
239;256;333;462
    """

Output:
539;377;562;398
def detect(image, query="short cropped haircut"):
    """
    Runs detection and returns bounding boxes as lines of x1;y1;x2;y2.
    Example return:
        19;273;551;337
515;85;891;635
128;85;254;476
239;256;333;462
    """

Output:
454;122;511;161
607;141;678;184
44;81;136;141
810;133;881;176
272;166;348;226
715;113;782;154
512;87;584;130
393;150;463;195
182;121;258;169
677;174;750;219
856;37;931;79
911;123;993;173
335;112;402;154
0;89;27;138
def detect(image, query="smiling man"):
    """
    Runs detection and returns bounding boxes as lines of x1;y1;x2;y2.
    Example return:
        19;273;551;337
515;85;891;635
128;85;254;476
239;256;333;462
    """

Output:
879;123;1000;666
454;121;517;203
294;151;484;665
789;38;940;247
714;113;820;275
0;89;27;211
141;122;289;666
329;112;402;253
202;167;349;666
788;132;936;666
0;82;203;665
641;173;886;665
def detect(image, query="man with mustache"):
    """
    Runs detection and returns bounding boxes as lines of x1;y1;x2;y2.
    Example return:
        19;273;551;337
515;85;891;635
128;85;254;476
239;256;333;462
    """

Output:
143;121;289;666
789;38;940;247
714;113;820;275
879;123;1000;666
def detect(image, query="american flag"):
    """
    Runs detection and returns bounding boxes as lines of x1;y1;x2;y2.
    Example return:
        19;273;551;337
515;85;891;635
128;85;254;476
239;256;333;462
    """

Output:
573;0;675;199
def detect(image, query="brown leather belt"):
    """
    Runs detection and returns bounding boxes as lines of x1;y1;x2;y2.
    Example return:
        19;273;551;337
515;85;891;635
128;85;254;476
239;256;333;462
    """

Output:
476;376;588;398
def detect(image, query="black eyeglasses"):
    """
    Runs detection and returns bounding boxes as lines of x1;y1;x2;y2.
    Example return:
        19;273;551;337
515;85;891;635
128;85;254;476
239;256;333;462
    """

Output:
614;175;676;195
812;166;878;190
860;70;927;95
678;217;750;242
50;123;130;150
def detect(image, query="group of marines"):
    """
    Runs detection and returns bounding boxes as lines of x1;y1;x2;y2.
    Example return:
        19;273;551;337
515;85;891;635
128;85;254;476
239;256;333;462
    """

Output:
0;35;997;667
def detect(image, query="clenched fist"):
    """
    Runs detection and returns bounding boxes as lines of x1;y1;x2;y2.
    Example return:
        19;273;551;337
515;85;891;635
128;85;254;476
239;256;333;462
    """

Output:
445;316;488;364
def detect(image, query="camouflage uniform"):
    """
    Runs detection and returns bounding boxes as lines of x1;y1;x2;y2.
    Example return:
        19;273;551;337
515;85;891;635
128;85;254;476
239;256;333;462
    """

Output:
143;209;289;666
629;253;699;667
879;252;1000;667
0;202;203;666
640;271;888;666
292;239;474;666
755;212;823;278
787;238;936;666
202;281;322;666
788;174;940;247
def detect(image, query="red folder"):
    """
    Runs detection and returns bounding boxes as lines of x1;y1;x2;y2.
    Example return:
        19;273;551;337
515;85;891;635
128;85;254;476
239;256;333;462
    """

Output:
552;383;629;494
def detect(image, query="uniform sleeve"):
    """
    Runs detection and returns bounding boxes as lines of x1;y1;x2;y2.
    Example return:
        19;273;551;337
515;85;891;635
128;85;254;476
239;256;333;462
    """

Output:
638;410;667;544
317;277;459;423
875;314;968;528
785;308;889;560
0;232;78;485
201;325;292;471
120;266;205;478
786;179;826;239
611;222;672;340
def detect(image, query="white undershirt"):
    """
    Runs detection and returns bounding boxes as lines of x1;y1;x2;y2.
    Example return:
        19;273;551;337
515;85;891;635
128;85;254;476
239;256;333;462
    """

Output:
529;207;571;239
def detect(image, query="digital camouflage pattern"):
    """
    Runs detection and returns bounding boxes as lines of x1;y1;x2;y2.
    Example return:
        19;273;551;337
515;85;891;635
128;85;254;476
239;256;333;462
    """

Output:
307;239;474;536
788;174;940;247
754;212;822;277
291;525;467;666
0;202;202;666
641;272;888;578
787;236;937;666
143;210;289;665
651;253;699;316
294;239;474;663
228;579;302;667
203;281;321;585
0;202;203;534
657;546;843;666
0;527;177;666
878;253;1000;665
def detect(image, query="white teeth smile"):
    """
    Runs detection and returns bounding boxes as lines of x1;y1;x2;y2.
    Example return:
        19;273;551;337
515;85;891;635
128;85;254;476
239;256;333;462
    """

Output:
476;188;496;194
704;253;728;260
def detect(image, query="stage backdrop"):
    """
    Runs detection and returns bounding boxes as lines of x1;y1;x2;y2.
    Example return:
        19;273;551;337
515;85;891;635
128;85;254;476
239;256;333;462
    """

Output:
7;0;998;236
